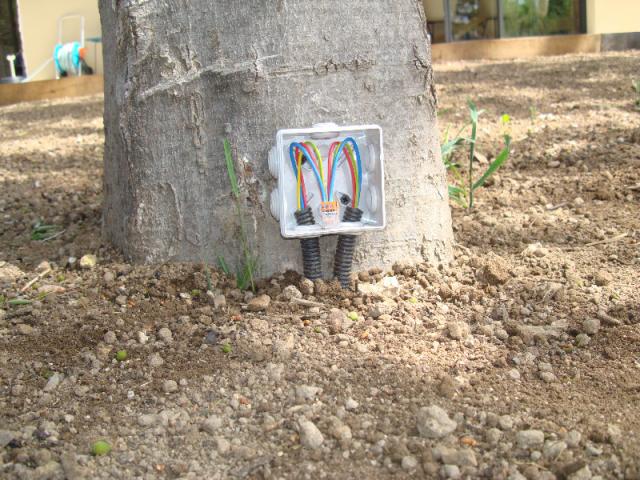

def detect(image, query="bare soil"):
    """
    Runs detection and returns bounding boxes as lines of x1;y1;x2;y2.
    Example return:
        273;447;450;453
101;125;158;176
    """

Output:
1;51;639;480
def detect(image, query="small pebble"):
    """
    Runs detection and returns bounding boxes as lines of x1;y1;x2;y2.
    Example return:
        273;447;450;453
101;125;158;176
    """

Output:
248;294;271;312
149;353;164;368
162;380;178;393
298;420;324;449
158;327;173;343
517;430;545;449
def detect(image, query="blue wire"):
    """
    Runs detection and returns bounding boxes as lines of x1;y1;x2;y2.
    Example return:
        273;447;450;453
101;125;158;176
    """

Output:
328;137;362;205
288;144;305;208
289;142;327;202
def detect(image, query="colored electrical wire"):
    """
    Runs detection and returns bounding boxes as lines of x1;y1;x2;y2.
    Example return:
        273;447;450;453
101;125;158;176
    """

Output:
328;137;362;207
290;147;311;209
343;145;358;208
327;142;338;192
296;151;303;210
289;142;327;202
303;141;325;190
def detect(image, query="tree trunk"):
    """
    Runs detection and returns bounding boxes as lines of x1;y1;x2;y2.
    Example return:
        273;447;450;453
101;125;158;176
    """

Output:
99;0;453;277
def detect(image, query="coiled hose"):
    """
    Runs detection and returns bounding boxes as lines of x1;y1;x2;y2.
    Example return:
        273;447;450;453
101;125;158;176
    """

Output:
333;206;363;288
295;207;322;280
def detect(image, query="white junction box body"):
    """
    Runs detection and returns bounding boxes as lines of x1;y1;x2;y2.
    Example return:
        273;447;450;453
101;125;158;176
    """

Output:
269;123;386;239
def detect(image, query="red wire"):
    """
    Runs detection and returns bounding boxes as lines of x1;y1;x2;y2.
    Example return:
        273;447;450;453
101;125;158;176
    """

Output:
296;148;308;209
327;142;339;199
301;143;320;175
343;147;357;207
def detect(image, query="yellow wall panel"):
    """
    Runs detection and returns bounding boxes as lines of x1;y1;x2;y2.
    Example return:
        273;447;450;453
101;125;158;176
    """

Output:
17;0;102;81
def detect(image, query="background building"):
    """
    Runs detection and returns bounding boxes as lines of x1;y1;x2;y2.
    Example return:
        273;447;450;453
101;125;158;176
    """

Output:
0;0;638;83
423;0;640;43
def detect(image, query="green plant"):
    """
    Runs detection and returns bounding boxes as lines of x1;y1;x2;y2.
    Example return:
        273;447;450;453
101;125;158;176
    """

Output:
442;101;511;209
115;350;127;362
91;440;112;456
633;80;640;110
7;298;31;306
204;265;213;291
30;222;61;241
222;139;257;292
221;342;232;354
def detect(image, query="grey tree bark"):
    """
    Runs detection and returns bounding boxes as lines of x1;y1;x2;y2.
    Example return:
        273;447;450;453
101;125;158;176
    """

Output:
99;0;453;277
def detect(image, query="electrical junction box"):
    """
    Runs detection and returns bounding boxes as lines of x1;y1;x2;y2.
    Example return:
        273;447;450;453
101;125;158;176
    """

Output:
269;123;386;239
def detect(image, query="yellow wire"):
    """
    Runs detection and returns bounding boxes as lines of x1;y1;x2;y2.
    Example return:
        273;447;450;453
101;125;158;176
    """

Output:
296;151;303;211
304;141;325;195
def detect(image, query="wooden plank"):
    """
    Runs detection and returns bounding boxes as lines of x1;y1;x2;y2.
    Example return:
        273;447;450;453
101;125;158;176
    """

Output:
432;34;602;62
0;75;104;107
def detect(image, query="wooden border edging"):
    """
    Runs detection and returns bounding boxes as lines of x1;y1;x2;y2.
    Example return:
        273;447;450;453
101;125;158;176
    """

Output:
432;34;602;62
0;75;104;107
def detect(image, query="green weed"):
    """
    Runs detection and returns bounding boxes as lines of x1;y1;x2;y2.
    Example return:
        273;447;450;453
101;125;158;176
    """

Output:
442;101;511;209
223;139;257;292
30;222;61;241
633;80;640;110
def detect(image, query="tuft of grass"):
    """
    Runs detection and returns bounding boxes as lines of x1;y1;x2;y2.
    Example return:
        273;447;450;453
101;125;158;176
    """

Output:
222;139;258;292
217;255;231;276
31;221;62;241
633;80;640;110
204;265;213;291
442;101;511;210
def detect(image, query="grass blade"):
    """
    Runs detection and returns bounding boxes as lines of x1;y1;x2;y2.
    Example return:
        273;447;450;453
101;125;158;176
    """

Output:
217;255;230;276
223;139;239;198
472;136;511;192
8;298;31;306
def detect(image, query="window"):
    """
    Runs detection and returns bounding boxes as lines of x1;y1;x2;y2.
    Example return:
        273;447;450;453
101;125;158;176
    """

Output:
424;0;585;43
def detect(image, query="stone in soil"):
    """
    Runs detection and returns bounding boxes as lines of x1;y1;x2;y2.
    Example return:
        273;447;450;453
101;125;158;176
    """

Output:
79;254;97;269
299;278;314;295
582;318;600;335
149;353;164;367
594;271;612;286
248;294;271;312
479;254;510;285
213;294;226;309
540;371;557;383
162;380;178;393
158;327;173;343
416;405;457;439
282;285;302;301
201;415;223;435
298;419;324;449
433;445;477;466
327;309;345;334
295;385;320;402
543;440;567;460
442;464;461;479
517;429;545;449
447;321;470;340
401;455;418;470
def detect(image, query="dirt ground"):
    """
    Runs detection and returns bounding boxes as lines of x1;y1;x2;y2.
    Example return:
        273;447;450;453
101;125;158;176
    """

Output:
1;51;639;480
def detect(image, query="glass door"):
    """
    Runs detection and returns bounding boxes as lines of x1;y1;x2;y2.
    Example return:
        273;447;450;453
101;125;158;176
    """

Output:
448;0;500;41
